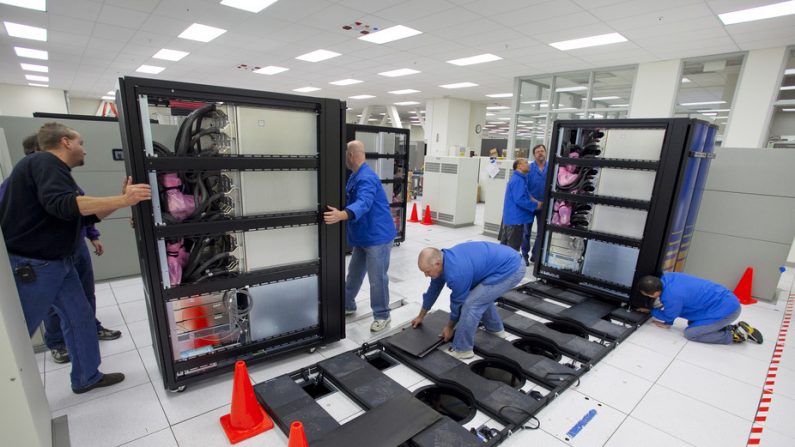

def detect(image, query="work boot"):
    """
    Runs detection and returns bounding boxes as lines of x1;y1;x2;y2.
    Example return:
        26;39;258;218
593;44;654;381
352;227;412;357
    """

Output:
736;321;763;344
731;327;747;344
72;372;125;394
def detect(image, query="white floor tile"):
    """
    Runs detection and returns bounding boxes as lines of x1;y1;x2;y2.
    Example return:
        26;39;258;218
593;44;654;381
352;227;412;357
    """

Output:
95;281;112;291
99;323;136;359
605;416;695;447
317;391;363;423
46;349;150;412
760;392;795;439
631;385;751;447
317;338;360;359
171;404;286;447
575;362;654;414
95;288;117;308
501;426;570;446
771;364;795;400
656;359;762;421
676;341;770;387
621;321;688;358
603;340;673;382
96;305;125;329
119;428;177;447
383;364;427;389
535;390;626;446
747;426;795;447
53;383;168;447
126;319;153;349
111;276;144;288
119;299;149;324
112;283;146;304
247;350;325;384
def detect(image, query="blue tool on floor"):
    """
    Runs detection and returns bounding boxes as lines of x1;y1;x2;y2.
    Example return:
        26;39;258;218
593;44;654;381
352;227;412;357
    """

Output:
566;409;597;439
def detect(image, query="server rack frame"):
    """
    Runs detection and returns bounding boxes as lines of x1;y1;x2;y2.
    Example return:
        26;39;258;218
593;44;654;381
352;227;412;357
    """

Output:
116;77;346;391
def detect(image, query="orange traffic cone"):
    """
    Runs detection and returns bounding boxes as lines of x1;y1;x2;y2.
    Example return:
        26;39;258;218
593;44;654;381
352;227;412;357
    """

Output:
219;361;274;444
421;205;433;226
408;203;420;223
287;421;309;447
734;267;757;305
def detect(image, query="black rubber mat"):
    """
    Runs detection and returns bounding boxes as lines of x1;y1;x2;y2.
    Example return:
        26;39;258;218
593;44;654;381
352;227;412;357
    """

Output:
520;282;647;326
253;375;340;444
386;311;447;357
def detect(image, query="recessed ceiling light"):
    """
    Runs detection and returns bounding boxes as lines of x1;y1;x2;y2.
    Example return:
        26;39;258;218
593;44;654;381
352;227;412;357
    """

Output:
106;90;115;95
486;106;510;110
25;74;48;82
178;23;227;42
719;0;795;25
701;112;717;116
4;22;47;41
521;100;548;104
389;89;420;95
378;68;420;77
592;96;620;100
28;82;48;87
253;65;288;75
153;49;189;61
20;63;47;72
296;49;341;62
101;95;115;101
550;32;627;51
556;86;588;92
359;25;422;44
367;118;379;122
609;104;630;107
485;113;495;116
446;53;502;66
0;0;46;11
394;101;420;106
349;95;375;99
782;108;795;111
682;77;692;83
786;68;795;75
293;86;320;93
220;0;278;13
14;46;47;60
440;82;478;89
781;86;795;90
329;78;362;86
486;93;512;98
697;109;730;113
680;100;726;106
136;64;165;74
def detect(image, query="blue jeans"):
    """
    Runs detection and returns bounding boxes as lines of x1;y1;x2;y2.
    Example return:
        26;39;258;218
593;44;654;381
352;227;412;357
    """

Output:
684;307;741;345
452;263;527;352
521;209;544;261
44;240;102;349
345;242;392;320
10;253;102;389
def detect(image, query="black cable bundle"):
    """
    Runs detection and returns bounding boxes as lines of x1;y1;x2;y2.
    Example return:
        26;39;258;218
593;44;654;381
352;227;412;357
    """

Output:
180;234;239;283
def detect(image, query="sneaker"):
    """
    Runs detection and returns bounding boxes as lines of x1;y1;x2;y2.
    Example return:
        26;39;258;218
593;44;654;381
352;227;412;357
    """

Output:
487;330;510;339
51;348;70;364
449;349;475;360
345;308;356;316
522;257;530;267
731;327;747;344
72;372;125;394
737;321;763;344
370;318;391;332
97;327;122;341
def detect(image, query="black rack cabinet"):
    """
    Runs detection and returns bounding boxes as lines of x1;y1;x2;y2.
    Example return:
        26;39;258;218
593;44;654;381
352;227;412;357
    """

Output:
344;124;410;246
117;77;346;391
534;119;717;307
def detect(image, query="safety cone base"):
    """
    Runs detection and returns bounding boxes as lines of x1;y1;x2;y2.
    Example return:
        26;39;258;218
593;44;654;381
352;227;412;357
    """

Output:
219;407;274;444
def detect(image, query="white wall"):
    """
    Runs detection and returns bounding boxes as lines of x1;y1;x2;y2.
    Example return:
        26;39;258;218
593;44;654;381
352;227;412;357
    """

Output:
69;97;102;116
628;59;681;118
0;84;67;117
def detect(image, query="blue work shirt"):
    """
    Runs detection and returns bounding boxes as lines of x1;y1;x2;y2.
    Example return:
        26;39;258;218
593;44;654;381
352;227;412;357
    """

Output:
422;242;522;322
526;161;548;203
651;272;740;327
345;163;396;247
502;170;535;225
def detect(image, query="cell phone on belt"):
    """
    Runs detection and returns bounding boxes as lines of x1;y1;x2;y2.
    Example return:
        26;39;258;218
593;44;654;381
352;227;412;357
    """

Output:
14;263;36;283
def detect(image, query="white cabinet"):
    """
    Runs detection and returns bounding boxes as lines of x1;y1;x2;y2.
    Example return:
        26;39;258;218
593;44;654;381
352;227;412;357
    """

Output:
423;156;479;227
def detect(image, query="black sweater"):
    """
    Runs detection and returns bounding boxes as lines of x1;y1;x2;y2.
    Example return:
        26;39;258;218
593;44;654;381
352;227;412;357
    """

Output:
0;152;98;259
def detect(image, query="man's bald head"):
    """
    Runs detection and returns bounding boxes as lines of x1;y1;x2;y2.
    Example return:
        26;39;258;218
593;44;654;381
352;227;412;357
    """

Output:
346;140;366;171
418;247;443;278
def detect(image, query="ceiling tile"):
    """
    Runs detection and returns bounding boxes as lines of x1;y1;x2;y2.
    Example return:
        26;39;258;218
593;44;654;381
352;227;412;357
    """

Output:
96;4;150;29
491;0;585;28
47;0;102;20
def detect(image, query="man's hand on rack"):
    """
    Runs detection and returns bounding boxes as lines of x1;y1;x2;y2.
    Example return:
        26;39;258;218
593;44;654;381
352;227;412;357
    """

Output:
323;206;348;225
122;177;152;206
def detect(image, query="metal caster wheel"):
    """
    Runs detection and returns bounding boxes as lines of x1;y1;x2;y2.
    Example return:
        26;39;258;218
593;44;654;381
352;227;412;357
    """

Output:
394;242;401;247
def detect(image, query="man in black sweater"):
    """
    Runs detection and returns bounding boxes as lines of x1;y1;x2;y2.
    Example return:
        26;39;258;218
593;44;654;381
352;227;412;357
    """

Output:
0;122;151;394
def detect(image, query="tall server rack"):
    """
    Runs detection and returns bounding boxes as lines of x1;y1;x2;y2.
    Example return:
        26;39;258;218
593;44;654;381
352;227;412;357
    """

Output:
116;77;346;391
533;118;716;308
345;124;410;246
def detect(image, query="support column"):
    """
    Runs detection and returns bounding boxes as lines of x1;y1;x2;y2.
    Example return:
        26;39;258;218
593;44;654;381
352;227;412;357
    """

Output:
427;97;473;156
358;105;371;125
629;59;682;118
723;47;789;148
385;105;402;128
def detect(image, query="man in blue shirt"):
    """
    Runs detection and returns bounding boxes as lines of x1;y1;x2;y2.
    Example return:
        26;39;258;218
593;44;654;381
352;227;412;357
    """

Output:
500;158;535;256
411;241;526;359
324;140;396;332
523;144;548;265
637;273;763;344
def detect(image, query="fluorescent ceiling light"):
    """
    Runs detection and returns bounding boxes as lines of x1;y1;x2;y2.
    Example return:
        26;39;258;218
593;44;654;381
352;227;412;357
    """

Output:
136;64;165;74
367;118;379;122
609;104;630;107
253;65;288;75
697;109;730;113
718;1;795;25
378;68;420;77
786;68;795;75
556;86;588;92
153;49;189;61
359;25;422;44
107;90;115;95
440;82;478;89
446;53;502;66
486;106;510;110
293;86;320;93
296;49;341;62
25;74;48;82
485;113;495;116
394;101;420;106
220;0;278;13
782;108;795;112
20;63;47;72
101;95;115;101
550;32;627;51
701;112;717;116
349;94;375;99
680;100;726;106
27;82;47;87
4;22;47;41
521;100;548;104
486;93;512;98
0;0;46;11
592;96;619;100
556;107;576;110
329;78;362;86
780;86;795;90
178;23;227;42
389;89;420;95
682;77;691;83
14;46;47;59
